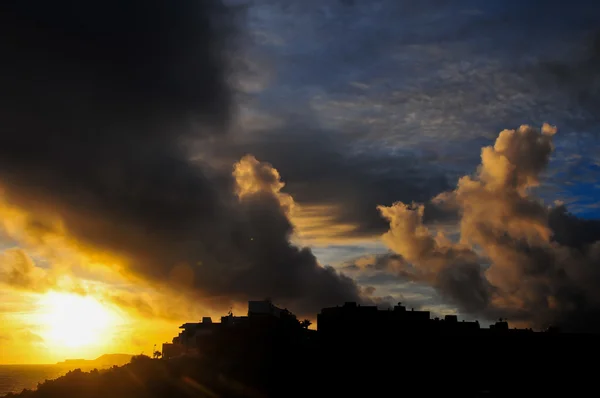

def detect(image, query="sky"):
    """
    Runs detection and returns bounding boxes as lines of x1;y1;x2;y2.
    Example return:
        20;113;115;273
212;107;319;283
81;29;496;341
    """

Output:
1;0;600;363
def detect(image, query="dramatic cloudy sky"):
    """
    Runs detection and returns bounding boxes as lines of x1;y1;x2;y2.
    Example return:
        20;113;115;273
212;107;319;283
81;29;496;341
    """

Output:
1;0;600;363
224;0;600;317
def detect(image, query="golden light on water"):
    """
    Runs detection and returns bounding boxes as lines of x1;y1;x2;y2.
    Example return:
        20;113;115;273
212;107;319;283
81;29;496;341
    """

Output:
37;292;121;350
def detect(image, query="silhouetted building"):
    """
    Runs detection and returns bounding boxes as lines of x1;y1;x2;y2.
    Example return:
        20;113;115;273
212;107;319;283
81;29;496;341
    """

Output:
161;342;184;360
158;299;593;398
444;314;458;323
248;299;285;317
164;300;554;359
490;318;509;332
162;299;307;359
317;302;436;338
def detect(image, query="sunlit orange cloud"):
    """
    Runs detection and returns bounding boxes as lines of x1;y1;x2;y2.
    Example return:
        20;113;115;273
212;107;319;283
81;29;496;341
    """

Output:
375;124;600;331
0;242;234;323
0;193;242;364
0;191;180;305
290;204;375;245
234;155;288;198
0;192;129;283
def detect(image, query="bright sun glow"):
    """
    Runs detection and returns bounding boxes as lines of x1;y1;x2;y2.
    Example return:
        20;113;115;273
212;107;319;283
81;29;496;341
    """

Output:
38;292;120;349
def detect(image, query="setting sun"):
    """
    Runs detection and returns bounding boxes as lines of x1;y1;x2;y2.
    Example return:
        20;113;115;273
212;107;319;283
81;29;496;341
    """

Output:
37;292;120;349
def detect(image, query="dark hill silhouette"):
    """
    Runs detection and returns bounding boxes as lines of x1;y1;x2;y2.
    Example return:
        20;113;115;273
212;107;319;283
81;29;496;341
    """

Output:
55;354;133;368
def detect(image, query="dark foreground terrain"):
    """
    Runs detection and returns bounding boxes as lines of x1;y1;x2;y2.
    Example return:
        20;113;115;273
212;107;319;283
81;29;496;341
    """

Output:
3;332;599;398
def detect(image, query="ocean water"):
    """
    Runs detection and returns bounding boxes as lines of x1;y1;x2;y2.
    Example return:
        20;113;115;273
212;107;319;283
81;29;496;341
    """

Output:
0;364;96;396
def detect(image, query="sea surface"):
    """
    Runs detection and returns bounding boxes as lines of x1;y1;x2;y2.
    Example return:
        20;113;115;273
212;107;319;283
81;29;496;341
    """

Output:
0;364;96;396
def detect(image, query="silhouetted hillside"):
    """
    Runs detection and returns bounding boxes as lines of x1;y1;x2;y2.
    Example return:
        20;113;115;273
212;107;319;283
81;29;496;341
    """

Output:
3;336;600;398
2;355;264;398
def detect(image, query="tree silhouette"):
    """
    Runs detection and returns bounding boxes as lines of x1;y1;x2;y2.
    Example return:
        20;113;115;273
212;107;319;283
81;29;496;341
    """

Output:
300;319;312;329
153;351;162;359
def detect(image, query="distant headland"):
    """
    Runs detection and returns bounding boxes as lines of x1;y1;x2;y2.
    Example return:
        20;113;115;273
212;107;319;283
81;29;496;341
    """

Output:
55;354;132;367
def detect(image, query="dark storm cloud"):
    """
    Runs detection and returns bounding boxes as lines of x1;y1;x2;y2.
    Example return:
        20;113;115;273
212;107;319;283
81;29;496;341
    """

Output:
549;205;600;249
0;1;362;316
345;250;492;317
341;252;458;314
524;29;600;130
217;125;450;238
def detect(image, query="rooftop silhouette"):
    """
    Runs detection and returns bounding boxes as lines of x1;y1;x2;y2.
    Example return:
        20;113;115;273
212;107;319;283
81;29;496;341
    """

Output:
155;299;600;396
163;299;560;360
